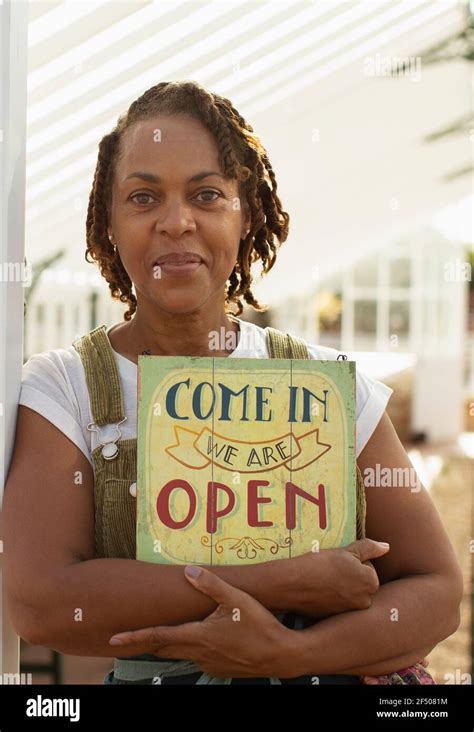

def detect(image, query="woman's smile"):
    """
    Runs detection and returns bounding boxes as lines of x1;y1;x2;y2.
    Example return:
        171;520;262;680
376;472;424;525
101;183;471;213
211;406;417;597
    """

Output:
157;260;203;276
152;252;205;277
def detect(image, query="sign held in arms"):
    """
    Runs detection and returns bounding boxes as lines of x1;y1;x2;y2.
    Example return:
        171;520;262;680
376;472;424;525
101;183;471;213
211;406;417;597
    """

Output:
137;357;357;565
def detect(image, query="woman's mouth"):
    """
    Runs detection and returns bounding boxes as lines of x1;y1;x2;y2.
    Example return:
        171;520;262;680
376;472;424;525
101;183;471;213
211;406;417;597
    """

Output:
152;253;204;277
157;261;203;275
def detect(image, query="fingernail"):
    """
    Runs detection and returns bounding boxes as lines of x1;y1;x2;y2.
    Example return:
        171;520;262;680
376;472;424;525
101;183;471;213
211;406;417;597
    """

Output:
376;542;390;548
109;638;125;646
185;565;202;579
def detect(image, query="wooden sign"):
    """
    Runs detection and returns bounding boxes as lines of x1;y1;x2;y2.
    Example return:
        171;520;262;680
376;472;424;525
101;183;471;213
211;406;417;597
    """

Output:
137;356;356;565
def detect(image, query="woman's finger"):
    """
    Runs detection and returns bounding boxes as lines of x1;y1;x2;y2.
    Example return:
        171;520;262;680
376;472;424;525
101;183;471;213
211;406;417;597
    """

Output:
109;620;201;650
184;565;253;607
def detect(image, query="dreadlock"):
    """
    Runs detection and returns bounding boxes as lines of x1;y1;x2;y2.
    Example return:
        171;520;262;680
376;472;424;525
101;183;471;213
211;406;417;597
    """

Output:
85;80;290;320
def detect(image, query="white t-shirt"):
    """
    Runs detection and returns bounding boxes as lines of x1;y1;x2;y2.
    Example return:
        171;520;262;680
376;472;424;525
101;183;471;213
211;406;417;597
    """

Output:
19;318;393;476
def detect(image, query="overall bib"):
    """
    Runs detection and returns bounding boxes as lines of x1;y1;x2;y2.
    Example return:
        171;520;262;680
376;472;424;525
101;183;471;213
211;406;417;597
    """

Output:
73;324;365;685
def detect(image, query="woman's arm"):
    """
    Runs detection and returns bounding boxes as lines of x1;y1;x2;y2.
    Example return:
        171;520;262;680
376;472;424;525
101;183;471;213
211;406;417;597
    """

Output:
3;406;377;658
286;571;459;677
2;407;294;656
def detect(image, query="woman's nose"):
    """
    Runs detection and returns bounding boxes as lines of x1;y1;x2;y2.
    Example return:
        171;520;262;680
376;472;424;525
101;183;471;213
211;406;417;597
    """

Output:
154;199;197;237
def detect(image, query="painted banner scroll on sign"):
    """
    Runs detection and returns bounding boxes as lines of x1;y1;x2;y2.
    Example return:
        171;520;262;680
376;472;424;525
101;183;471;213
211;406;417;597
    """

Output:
137;356;356;565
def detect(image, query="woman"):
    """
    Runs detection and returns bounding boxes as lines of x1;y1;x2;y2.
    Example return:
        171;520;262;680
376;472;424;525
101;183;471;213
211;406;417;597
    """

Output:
3;81;463;685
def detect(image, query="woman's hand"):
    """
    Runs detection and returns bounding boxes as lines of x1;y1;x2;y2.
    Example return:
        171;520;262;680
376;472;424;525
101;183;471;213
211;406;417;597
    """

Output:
280;538;390;619
109;566;296;679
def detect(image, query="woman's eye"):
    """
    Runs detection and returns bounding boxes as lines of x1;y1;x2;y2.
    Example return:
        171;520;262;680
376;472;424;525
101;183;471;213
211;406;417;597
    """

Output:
131;193;155;205
196;190;220;203
130;190;220;205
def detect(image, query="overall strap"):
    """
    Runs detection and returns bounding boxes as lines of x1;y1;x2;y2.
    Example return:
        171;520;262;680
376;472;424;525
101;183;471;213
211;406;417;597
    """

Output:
73;324;125;426
265;327;310;359
356;469;366;540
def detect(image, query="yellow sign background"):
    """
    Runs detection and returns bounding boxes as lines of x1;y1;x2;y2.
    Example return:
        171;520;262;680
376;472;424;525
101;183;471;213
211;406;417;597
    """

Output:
137;359;355;565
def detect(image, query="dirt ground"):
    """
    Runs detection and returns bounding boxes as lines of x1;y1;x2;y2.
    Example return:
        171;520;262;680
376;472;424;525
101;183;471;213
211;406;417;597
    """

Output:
418;446;472;685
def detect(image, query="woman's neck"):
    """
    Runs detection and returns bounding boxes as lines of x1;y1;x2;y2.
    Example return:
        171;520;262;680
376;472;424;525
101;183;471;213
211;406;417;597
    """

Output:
108;309;240;363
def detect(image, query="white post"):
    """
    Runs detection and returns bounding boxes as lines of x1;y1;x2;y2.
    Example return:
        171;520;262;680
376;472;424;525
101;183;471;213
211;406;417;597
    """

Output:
0;0;28;677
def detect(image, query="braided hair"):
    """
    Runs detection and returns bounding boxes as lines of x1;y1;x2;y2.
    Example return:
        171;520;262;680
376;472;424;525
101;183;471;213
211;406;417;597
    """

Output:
85;80;290;320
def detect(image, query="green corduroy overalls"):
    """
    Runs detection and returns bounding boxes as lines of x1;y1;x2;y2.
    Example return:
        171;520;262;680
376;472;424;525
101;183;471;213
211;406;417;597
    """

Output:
72;323;366;684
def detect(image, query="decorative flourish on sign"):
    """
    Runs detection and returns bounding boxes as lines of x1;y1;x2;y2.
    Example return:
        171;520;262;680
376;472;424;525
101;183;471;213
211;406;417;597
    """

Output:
201;534;293;559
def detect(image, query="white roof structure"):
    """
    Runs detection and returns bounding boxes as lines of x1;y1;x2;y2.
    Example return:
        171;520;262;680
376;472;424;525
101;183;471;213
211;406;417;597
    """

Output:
25;0;473;304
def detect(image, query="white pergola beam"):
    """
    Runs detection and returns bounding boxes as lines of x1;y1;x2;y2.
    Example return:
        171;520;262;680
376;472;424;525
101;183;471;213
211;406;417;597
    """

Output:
0;0;28;678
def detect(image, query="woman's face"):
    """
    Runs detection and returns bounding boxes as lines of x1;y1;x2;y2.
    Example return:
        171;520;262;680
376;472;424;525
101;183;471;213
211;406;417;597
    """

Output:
107;114;250;316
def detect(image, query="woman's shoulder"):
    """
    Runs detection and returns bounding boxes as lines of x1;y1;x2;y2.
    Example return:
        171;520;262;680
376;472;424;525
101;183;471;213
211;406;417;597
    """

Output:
19;343;94;466
20;343;88;424
21;344;84;387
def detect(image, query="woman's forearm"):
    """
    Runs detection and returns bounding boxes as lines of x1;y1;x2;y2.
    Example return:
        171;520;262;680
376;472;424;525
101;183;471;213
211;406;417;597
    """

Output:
284;573;461;678
25;557;289;657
